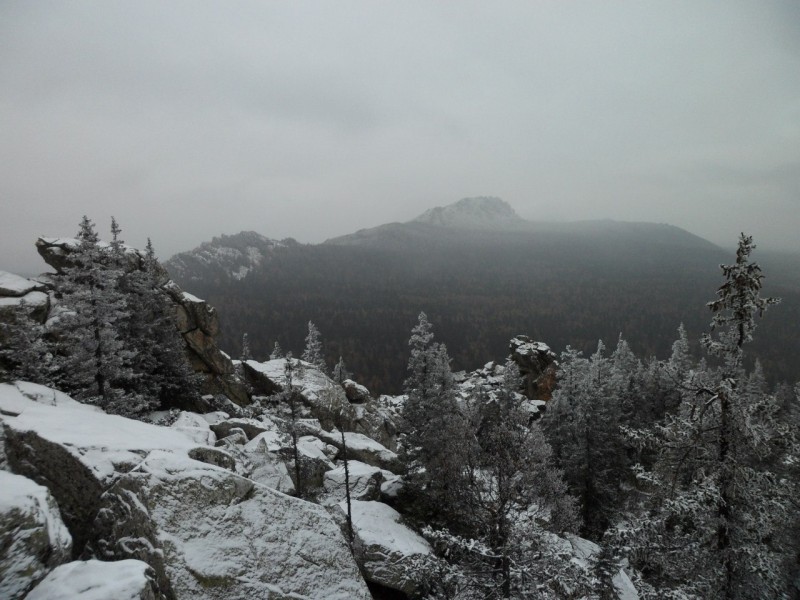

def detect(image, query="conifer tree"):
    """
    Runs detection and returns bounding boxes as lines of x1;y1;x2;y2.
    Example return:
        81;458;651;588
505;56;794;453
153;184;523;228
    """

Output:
302;321;325;372
51;216;130;410
240;332;251;362
0;303;54;385
400;312;470;529
616;234;796;598
543;341;627;538
269;341;283;360
332;356;349;384
121;237;197;411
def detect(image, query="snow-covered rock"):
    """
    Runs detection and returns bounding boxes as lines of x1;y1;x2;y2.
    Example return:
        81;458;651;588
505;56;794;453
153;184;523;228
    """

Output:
305;426;401;472
215;427;248;446
612;568;640;600
0;290;49;313
284;435;336;489
323;460;389;502
170;411;216;446
210;416;274;440
243;431;296;494
346;500;435;596
0;472;72;600
25;559;159;600
342;379;371;403
94;451;370;599
0;271;46;297
509;335;558;400
0;383;228;554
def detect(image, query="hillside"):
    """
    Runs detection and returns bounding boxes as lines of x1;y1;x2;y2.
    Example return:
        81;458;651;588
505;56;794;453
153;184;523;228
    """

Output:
165;198;800;392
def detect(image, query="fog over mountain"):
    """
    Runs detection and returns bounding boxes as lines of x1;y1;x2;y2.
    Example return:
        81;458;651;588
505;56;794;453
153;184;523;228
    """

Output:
2;2;800;274
165;197;800;394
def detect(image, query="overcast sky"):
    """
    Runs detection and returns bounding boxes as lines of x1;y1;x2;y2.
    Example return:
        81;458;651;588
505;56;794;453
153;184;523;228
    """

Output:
1;1;799;274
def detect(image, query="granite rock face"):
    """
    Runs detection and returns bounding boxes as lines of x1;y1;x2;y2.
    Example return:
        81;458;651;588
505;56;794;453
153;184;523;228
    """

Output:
0;471;73;600
94;451;371;600
1;383;371;600
509;335;558;400
346;500;435;596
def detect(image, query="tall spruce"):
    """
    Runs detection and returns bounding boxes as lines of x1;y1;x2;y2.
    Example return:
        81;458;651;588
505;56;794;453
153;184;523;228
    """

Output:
615;234;796;598
302;321;325;372
51;216;130;410
400;312;470;529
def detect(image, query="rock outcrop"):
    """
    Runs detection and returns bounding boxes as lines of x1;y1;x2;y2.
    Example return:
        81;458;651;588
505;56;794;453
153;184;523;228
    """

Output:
508;335;558;400
30;237;250;408
0;382;372;599
0;471;73;600
94;451;370;600
244;358;399;450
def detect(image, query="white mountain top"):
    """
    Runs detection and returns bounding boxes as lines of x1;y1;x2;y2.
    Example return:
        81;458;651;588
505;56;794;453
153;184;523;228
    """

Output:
411;196;524;229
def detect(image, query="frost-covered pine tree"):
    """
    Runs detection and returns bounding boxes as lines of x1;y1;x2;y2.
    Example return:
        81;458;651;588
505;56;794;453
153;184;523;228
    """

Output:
120;237;197;412
0;302;55;385
615;234;796;599
240;332;251;362
269;340;283;360
332;356;349;384
301;321;325;372
400;312;470;528
542;341;627;538
51;216;131;410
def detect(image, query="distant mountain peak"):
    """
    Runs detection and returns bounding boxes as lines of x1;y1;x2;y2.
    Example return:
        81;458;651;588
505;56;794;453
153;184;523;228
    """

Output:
411;197;523;229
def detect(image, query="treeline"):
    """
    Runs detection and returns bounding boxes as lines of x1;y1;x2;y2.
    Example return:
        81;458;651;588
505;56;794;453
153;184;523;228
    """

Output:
169;231;800;393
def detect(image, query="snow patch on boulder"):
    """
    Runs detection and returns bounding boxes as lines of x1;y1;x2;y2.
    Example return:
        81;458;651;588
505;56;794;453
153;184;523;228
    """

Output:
346;500;434;596
25;559;159;600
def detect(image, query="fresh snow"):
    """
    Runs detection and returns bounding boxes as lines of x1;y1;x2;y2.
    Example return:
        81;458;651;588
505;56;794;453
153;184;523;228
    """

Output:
0;291;48;309
25;559;155;600
180;291;204;303
2;383;197;481
612;568;640;600
0;271;41;296
347;500;431;557
0;381;98;416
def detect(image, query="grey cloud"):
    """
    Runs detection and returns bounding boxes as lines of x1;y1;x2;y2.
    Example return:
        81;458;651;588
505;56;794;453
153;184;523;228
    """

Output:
1;1;799;274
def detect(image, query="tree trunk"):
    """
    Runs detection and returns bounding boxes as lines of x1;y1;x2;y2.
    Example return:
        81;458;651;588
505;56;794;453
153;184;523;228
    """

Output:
341;427;354;546
717;389;733;600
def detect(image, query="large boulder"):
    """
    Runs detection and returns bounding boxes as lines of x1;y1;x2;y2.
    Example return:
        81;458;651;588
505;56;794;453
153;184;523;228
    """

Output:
0;471;73;600
0;382;224;554
342;379;370;403
209;416;273;441
301;425;402;473
170;411;217;446
0;271;50;322
242;431;295;494
94;451;370;600
346;500;435;597
1;382;370;599
277;435;337;490
0;271;47;297
25;559;160;600
323;460;389;502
